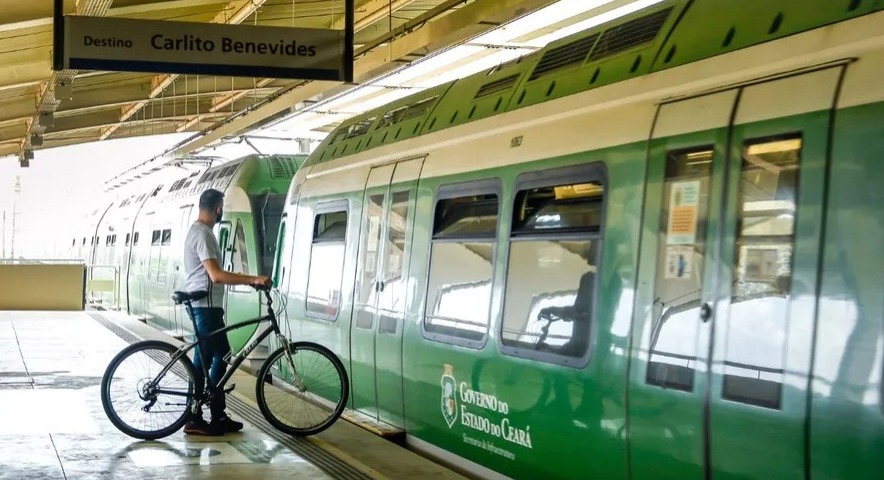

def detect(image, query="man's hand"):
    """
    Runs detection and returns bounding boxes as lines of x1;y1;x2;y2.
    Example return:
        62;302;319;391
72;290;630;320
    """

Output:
251;275;272;288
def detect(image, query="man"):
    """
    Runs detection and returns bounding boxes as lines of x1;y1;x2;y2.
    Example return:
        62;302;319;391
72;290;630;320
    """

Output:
183;188;271;435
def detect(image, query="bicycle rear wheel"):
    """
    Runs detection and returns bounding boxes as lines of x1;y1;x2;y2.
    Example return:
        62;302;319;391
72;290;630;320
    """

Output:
101;340;197;440
256;341;349;436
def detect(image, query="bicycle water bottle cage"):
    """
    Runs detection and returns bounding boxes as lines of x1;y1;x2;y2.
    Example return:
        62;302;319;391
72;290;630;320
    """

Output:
171;291;208;305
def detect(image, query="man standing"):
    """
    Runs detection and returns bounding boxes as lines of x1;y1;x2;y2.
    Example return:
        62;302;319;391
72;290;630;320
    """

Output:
183;188;271;435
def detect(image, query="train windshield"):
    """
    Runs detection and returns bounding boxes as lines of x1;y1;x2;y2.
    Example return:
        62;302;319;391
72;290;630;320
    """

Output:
250;192;287;277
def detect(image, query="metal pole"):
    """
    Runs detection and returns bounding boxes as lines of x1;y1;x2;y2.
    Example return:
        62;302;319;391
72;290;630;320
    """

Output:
53;0;64;70
344;0;354;83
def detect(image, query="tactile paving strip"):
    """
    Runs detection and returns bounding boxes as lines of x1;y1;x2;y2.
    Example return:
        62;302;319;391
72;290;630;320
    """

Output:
89;312;374;480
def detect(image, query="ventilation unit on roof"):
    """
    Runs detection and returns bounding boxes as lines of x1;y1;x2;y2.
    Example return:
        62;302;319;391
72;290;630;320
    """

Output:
269;157;299;178
475;74;521;99
529;33;599;81
588;7;673;62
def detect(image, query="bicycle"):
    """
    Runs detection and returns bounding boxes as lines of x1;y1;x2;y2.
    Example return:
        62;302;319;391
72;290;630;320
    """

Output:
99;284;349;440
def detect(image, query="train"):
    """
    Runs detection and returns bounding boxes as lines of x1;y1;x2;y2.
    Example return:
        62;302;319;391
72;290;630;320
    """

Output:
72;153;305;353
78;1;884;479
270;1;884;479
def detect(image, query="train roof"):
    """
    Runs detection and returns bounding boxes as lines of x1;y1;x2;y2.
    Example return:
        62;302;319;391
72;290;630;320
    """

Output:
109;153;307;210
307;0;881;167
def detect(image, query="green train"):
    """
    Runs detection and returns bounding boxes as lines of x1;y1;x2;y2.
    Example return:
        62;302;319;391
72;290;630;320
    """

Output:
72;154;304;352
267;1;884;479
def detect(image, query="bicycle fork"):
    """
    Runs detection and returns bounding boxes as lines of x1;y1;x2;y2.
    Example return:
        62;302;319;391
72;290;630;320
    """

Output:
276;334;306;392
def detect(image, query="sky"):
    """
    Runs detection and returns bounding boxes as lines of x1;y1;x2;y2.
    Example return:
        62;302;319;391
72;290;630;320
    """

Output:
0;133;190;259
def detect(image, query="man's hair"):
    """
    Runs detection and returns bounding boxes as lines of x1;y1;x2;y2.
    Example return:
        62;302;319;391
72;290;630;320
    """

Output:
199;188;224;211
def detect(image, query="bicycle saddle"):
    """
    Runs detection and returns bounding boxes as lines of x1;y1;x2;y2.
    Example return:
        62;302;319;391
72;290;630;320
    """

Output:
171;291;208;304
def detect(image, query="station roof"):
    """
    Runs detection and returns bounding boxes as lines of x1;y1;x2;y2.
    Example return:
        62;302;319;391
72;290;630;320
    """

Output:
1;0;648;171
0;0;566;162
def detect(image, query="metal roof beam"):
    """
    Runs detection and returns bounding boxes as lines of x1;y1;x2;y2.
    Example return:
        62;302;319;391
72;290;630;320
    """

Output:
18;0;114;161
99;0;270;142
170;0;556;157
167;0;421;135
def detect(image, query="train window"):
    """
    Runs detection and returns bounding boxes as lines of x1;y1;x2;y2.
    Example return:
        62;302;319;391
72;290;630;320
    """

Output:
305;202;349;321
151;230;161;245
646;148;714;392
133;232;140;245
161;229;172;246
721;136;803;410
424;183;500;345
500;165;605;366
125;234;130;246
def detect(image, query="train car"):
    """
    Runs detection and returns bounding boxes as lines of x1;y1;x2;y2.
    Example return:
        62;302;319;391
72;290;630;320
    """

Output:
72;154;305;352
271;1;884;479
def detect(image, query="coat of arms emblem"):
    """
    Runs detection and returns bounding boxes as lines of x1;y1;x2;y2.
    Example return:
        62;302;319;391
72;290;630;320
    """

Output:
441;364;457;428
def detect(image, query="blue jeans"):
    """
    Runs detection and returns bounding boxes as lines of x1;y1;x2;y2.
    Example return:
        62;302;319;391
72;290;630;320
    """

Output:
191;307;231;420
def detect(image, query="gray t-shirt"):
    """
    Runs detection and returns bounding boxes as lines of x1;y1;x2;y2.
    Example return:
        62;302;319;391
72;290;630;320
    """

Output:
184;221;225;308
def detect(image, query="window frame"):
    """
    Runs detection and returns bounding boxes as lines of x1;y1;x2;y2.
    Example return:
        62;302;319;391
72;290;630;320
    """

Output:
421;178;503;350
499;162;608;369
304;199;350;322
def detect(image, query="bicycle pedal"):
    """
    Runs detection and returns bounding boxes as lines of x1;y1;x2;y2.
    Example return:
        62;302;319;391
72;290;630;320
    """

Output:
223;384;235;394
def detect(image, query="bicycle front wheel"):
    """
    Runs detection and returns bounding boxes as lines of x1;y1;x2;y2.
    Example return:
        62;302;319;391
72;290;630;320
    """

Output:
256;342;349;436
101;340;197;440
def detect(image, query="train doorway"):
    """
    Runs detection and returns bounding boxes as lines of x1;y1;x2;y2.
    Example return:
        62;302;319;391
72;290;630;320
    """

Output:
350;156;425;427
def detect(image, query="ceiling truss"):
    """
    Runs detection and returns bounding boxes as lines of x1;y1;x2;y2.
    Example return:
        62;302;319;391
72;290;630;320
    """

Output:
0;0;559;165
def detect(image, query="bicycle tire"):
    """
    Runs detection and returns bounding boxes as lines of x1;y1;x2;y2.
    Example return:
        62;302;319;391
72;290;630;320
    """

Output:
256;341;349;436
101;340;197;440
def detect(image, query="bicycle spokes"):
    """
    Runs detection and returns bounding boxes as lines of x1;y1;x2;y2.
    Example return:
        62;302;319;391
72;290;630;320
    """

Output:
257;343;347;435
104;343;194;435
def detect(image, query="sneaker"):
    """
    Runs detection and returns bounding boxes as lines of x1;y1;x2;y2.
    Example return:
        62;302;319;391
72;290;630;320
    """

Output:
183;417;219;436
211;413;244;433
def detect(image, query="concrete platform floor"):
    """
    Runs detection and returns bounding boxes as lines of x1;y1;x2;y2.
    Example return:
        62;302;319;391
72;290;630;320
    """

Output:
0;310;470;480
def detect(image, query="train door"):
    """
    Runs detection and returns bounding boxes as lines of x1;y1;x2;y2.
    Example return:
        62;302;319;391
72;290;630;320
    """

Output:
351;156;424;426
225;217;262;352
172;206;193;332
628;67;841;479
706;67;840;480
628;89;735;480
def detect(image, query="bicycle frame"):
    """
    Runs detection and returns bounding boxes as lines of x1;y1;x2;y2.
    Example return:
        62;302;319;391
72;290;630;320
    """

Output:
150;290;292;401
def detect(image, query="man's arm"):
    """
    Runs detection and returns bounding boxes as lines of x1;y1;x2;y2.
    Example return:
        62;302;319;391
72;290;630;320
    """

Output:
192;228;270;287
202;258;270;287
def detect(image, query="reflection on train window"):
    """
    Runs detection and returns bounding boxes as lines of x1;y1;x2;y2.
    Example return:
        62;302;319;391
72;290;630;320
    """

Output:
378;190;411;334
354;193;385;330
501;179;604;362
646;148;713;391
229;220;251;293
722;136;802;410
305;207;348;320
424;192;498;342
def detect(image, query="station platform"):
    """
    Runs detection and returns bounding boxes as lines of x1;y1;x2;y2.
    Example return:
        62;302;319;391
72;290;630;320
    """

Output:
0;310;470;480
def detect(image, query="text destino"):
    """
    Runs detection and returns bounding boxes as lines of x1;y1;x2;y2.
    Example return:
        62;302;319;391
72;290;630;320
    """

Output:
83;35;318;57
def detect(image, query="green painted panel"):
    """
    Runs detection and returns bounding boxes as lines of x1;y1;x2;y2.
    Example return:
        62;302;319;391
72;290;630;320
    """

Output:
810;101;884;479
399;142;647;480
652;0;883;72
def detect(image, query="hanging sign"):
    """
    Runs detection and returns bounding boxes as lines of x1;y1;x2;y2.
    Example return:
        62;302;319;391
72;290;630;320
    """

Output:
58;15;349;81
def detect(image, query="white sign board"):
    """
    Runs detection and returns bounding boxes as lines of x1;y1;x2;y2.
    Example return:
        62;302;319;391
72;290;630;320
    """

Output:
62;16;346;80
